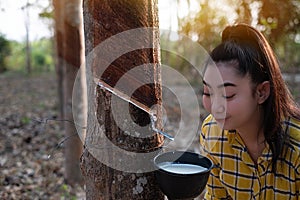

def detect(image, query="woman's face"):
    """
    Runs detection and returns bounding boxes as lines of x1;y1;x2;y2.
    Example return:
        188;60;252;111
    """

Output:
202;62;261;131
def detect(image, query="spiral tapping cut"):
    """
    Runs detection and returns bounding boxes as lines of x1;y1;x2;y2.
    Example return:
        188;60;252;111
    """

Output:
96;80;174;141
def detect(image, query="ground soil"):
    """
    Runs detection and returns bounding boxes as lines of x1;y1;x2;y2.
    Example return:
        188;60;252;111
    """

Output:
0;72;85;199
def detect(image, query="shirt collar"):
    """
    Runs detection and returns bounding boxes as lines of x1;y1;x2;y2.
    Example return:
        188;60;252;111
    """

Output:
226;130;272;163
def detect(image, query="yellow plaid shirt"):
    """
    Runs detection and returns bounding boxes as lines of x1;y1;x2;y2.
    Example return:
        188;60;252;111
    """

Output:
200;114;300;200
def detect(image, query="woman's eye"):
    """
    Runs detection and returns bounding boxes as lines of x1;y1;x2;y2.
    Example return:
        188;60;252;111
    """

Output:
223;94;235;99
202;91;212;96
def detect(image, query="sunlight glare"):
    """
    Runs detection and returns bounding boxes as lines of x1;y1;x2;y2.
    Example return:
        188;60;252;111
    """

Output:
0;0;51;41
208;0;237;24
158;0;200;32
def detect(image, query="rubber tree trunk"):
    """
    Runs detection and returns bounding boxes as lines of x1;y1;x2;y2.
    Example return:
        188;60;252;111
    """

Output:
81;0;164;199
53;0;85;185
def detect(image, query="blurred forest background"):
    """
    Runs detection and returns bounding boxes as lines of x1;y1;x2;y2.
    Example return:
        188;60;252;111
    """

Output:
0;0;299;199
0;0;299;74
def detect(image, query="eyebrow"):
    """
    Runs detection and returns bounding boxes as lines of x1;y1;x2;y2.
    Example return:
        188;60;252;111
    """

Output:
203;80;237;88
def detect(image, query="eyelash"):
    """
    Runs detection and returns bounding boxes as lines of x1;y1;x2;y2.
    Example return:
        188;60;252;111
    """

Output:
202;91;235;99
202;92;211;96
223;94;235;99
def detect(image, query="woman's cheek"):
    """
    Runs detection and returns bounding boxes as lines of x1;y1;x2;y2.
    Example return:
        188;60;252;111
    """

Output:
202;96;211;113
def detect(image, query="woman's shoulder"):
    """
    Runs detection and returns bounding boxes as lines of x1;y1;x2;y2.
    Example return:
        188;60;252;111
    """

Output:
283;117;300;170
201;114;229;138
200;115;234;157
202;114;216;126
201;114;220;132
284;117;300;143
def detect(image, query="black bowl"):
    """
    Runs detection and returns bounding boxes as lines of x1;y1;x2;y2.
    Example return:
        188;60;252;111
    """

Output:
154;151;213;200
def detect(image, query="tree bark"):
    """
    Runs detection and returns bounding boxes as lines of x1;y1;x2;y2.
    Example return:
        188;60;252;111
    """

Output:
24;0;31;74
53;0;64;119
81;0;164;199
53;0;85;185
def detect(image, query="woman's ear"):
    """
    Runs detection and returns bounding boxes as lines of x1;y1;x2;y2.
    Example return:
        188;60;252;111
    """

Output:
256;81;270;104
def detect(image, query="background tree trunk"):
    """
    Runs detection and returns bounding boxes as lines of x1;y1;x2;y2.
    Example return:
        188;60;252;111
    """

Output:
24;0;32;74
81;0;164;199
53;0;64;119
53;0;85;186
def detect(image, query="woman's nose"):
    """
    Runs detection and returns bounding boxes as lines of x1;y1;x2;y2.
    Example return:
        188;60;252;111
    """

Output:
211;97;225;114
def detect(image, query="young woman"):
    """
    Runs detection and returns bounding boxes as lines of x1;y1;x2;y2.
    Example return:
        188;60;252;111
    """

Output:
200;23;300;199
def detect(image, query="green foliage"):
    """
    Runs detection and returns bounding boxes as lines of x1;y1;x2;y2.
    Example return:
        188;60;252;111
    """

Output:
21;116;31;125
179;1;228;52
31;38;54;72
0;34;12;73
258;0;300;41
39;10;53;19
60;184;77;200
258;0;300;70
6;38;54;73
6;41;26;72
172;0;300;72
38;0;54;20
